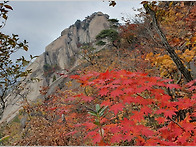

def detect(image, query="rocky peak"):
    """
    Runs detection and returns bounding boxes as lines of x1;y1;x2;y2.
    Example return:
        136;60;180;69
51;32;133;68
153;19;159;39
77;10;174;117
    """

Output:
45;11;110;72
0;12;110;123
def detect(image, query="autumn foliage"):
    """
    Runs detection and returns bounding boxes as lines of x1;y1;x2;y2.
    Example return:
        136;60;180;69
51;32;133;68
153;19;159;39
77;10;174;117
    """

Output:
1;1;196;146
69;69;196;145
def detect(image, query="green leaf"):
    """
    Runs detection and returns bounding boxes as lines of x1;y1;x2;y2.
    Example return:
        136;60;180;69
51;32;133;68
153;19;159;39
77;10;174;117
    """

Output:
93;121;100;126
96;40;106;46
101;112;108;118
98;105;108;113
99;106;108;117
98;106;104;113
96;104;100;112
0;135;10;143
88;111;97;117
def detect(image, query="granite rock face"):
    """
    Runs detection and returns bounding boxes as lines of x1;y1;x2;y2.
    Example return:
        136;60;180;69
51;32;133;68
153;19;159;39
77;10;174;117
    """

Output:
0;12;110;123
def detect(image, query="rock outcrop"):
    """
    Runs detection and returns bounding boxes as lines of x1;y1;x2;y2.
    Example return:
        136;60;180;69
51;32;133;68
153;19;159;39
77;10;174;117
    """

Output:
0;12;110;123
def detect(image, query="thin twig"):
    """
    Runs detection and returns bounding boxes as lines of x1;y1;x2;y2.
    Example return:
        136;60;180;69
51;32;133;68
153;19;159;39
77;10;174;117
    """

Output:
169;117;185;131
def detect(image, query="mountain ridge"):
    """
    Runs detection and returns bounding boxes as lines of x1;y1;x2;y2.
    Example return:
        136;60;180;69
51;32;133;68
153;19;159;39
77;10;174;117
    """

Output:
0;11;110;123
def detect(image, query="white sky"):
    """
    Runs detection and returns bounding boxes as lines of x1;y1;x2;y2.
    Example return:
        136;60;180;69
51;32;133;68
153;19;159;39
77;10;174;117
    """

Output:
1;1;143;60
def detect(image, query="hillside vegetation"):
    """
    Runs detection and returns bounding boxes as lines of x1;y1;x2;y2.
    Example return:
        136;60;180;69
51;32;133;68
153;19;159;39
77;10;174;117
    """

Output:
0;1;196;146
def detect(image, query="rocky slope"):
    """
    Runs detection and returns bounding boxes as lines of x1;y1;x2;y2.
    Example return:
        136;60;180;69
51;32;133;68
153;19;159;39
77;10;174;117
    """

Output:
0;12;110;123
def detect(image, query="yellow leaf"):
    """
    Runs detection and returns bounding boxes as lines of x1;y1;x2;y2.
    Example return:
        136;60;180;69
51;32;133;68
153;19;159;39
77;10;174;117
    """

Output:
186;41;191;46
191;36;196;43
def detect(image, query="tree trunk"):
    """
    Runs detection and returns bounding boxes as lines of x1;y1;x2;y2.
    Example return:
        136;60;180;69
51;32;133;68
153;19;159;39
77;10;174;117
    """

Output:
143;4;193;82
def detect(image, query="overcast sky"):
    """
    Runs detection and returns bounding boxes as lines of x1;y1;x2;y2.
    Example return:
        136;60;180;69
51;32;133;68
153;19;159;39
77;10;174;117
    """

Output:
1;1;143;60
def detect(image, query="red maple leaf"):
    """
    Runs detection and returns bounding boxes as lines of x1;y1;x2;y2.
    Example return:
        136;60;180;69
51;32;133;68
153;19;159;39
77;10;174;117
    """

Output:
156;81;166;87
103;124;117;132
177;135;187;145
110;125;121;133
145;137;159;146
110;103;124;115
123;96;136;104
155;109;176;118
88;81;95;85
164;110;176;118
100;118;107;124
49;107;57;111
127;72;137;78
111;79;121;84
120;118;134;133
65;130;77;136
101;99;111;107
109;84;120;89
192;94;196;99
98;88;109;96
162;78;173;83
99;70;111;80
135;136;145;145
139;98;153;105
166;83;181;89
123;133;134;142
159;126;170;139
122;79;134;86
172;126;183;136
92;133;102;144
74;123;82;127
83;122;96;130
81;95;93;102
65;97;75;101
130;111;145;122
161;94;171;101
85;131;97;139
181;121;195;132
186;79;196;87
70;69;196;146
158;140;177;146
176;98;195;109
110;133;122;143
156;117;166;124
134;86;147;93
140;126;155;137
121;117;135;127
70;74;79;79
124;87;135;94
95;79;105;86
188;86;196;91
140;106;152;115
110;88;124;97
98;139;107;146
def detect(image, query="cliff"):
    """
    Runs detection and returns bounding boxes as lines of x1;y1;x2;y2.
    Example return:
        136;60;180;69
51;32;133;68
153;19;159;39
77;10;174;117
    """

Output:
0;12;110;123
